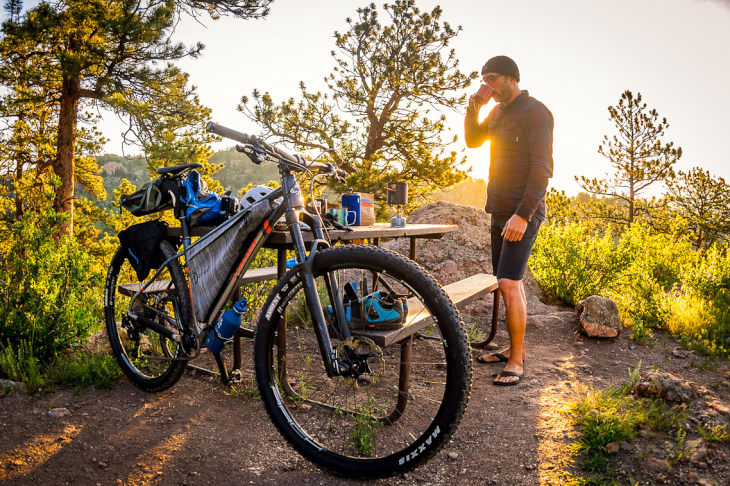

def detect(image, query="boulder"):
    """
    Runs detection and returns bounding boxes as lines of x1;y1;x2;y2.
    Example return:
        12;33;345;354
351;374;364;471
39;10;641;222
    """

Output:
575;295;621;338
382;201;544;307
632;372;709;403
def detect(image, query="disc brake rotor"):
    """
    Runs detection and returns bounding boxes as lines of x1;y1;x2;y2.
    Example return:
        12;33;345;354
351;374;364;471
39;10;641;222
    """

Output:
335;336;385;390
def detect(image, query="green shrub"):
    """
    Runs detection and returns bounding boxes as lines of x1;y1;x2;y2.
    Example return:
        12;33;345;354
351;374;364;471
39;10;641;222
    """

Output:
529;223;624;305
0;199;105;362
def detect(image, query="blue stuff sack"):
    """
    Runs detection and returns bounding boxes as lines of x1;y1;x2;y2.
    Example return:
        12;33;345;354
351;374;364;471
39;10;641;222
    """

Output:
182;170;238;227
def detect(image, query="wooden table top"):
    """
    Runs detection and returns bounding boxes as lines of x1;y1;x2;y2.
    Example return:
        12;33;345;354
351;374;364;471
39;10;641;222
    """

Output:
170;222;457;247
266;222;457;246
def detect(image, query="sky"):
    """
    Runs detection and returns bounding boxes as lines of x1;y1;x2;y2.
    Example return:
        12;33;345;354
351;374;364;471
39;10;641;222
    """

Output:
8;0;730;194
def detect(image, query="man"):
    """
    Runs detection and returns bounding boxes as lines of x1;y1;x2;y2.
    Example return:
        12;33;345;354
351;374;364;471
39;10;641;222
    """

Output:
464;55;553;386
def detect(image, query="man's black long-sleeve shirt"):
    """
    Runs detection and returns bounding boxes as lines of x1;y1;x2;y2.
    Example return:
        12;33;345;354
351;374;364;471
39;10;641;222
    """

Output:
465;90;554;221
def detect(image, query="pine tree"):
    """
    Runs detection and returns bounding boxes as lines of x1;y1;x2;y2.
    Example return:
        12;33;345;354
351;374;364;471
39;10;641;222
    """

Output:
240;0;477;207
0;0;272;235
577;90;682;227
667;168;730;248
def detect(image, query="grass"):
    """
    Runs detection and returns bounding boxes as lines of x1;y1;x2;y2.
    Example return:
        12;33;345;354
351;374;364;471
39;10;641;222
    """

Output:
697;422;730;443
0;339;123;394
0;340;46;392
52;351;123;392
566;362;689;482
351;396;383;457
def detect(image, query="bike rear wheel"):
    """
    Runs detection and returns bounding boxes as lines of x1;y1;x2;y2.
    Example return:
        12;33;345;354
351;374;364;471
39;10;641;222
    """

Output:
253;245;472;479
105;240;194;392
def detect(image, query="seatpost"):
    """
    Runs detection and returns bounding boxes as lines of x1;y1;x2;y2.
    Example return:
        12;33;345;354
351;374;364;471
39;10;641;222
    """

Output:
175;177;191;250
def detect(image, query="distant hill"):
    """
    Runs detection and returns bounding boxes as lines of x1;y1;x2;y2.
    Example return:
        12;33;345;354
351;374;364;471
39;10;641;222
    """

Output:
431;178;486;208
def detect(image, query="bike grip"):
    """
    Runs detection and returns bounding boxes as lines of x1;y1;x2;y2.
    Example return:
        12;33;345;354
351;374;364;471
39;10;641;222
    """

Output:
205;122;251;145
334;169;348;180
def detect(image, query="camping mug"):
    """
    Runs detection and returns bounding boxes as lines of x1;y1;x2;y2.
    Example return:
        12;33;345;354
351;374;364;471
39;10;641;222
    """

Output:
473;84;493;105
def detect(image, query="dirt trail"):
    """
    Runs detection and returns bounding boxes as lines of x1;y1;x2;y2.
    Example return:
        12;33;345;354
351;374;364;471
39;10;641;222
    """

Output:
2;309;729;486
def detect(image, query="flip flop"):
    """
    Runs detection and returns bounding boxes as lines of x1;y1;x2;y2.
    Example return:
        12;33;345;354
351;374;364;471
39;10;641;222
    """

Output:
493;370;523;387
476;352;509;364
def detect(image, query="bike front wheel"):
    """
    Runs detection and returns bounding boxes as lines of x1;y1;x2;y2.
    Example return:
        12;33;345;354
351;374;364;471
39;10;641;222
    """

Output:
253;245;472;479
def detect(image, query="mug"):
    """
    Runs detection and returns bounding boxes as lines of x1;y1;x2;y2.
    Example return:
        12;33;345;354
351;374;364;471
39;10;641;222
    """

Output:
473;84;493;105
327;208;356;226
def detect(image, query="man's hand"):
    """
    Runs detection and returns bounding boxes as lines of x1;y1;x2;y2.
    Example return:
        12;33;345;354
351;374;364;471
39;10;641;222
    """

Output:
468;95;482;112
501;214;528;242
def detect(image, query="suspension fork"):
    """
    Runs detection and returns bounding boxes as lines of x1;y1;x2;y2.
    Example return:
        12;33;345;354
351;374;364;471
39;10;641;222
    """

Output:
281;173;350;378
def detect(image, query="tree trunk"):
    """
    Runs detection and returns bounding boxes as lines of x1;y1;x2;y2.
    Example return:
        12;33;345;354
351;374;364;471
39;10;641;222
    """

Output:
54;77;80;236
15;161;23;220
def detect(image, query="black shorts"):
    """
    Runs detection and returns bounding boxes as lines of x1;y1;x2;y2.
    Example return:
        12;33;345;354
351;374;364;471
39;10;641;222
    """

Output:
490;213;543;281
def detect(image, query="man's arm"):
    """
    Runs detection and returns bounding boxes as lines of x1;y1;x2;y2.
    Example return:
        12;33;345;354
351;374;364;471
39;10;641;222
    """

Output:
514;103;554;222
464;101;492;148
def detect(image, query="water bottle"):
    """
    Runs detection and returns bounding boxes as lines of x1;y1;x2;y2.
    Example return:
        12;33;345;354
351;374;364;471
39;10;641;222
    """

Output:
205;298;247;354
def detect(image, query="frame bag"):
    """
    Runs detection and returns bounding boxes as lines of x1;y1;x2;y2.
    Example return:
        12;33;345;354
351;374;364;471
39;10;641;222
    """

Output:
185;199;272;322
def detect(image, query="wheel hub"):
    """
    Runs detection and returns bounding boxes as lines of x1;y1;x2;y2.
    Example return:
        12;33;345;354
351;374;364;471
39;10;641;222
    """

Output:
335;336;385;390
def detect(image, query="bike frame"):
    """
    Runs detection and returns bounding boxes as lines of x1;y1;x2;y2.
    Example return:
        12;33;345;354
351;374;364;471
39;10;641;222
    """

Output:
127;159;352;378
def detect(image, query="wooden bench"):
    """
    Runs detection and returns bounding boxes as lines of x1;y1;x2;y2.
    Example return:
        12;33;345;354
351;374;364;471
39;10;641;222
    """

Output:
350;273;500;347
117;266;279;298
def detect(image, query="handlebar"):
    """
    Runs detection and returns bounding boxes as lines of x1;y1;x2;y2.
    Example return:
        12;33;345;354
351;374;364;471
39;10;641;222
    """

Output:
206;122;335;175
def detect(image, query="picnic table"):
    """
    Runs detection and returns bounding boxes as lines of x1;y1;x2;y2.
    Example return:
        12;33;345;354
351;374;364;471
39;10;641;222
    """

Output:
172;222;501;389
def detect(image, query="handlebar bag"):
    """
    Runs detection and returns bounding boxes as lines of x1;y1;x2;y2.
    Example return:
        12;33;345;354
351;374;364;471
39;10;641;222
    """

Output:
182;170;238;227
120;177;175;216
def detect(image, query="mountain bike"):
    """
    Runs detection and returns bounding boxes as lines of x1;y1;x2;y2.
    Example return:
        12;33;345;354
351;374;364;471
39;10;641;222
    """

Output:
104;122;472;478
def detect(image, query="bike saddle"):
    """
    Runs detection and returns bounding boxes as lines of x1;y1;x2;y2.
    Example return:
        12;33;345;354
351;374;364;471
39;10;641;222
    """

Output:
155;163;203;177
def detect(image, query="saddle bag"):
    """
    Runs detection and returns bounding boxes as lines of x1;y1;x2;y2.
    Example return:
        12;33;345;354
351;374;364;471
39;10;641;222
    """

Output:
120;177;178;216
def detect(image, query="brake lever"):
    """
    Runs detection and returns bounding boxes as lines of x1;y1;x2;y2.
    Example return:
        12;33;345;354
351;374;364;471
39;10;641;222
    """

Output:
239;145;266;165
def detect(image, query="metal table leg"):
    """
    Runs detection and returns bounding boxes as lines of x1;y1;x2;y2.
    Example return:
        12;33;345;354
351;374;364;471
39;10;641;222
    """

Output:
385;335;412;423
471;288;501;349
275;248;296;395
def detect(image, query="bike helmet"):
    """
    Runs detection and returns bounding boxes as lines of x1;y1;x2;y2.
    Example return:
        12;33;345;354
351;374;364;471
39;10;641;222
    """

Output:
240;185;275;210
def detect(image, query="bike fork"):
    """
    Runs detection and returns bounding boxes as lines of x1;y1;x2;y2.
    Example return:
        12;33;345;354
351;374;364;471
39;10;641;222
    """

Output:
286;216;352;378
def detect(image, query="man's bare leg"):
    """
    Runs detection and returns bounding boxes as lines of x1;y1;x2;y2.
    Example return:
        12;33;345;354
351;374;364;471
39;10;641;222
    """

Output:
479;280;527;364
493;278;526;384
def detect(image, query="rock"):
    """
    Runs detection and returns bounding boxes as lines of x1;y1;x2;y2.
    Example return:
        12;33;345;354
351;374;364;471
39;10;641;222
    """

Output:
688;438;709;463
48;408;70;419
687;471;698;479
698;479;714;486
632;372;708;403
575;295;621;338
0;379;25;392
297;403;312;413
671;347;688;358
644;457;668;471
103;161;126;175
706;399;730;417
447;451;458;461
605;441;620;454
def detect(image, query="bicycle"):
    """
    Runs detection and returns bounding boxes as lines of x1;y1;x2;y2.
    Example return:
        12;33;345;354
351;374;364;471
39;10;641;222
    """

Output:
104;122;473;479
